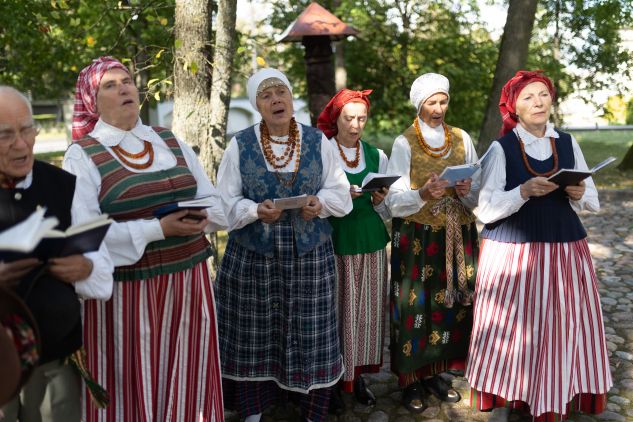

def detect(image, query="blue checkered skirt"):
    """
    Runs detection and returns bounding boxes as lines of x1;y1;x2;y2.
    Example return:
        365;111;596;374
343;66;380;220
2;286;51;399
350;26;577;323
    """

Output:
215;220;343;393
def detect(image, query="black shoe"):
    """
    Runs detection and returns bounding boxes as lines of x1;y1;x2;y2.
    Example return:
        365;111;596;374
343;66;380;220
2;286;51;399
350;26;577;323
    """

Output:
402;381;427;413
328;386;346;416
353;376;376;406
424;374;461;403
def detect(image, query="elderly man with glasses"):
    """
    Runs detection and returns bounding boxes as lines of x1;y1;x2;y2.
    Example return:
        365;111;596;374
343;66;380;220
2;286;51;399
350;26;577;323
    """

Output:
0;85;113;422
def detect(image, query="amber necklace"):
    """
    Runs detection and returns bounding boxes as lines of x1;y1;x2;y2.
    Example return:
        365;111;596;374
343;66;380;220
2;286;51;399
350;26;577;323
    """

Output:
413;118;451;158
111;140;154;170
335;138;361;168
516;133;559;177
260;118;301;187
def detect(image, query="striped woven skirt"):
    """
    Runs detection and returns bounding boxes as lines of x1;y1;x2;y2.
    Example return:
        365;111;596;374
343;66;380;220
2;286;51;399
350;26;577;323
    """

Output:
336;249;388;392
215;220;343;394
82;262;223;422
466;238;612;420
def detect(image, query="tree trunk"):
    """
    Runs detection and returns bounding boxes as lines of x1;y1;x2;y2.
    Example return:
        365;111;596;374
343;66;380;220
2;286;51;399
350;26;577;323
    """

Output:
477;0;538;153
618;144;633;170
334;41;346;90
206;0;237;178
172;0;213;153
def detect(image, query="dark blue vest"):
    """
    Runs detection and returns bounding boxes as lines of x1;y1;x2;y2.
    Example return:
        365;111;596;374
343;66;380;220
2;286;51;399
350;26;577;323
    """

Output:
481;130;587;243
229;124;333;257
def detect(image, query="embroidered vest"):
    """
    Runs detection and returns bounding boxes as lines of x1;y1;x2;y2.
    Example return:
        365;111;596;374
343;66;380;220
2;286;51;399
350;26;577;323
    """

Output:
328;141;390;255
0;161;82;363
481;130;587;243
76;128;212;281
403;124;476;226
230;124;332;257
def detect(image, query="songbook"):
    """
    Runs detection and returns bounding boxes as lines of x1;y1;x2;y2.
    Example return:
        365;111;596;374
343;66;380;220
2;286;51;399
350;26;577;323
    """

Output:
0;211;112;261
352;173;401;193
546;156;617;187
273;194;308;210
0;208;58;254
153;195;213;219
438;163;480;187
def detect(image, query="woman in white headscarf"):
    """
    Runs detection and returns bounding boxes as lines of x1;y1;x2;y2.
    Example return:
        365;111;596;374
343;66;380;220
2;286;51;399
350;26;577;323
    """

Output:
215;68;352;422
385;73;480;413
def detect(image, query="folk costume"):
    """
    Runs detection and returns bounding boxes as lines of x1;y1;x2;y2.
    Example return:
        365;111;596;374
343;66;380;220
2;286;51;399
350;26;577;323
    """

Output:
317;89;390;395
0;161;113;422
466;70;612;421
215;69;352;422
64;57;227;422
385;73;480;398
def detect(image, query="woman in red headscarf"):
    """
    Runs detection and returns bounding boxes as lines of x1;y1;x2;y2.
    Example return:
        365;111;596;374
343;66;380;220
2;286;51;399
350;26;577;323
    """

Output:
62;57;227;421
317;89;390;413
466;70;612;421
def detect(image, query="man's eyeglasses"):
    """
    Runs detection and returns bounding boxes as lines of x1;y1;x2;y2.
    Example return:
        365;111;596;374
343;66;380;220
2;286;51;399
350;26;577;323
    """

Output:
0;126;40;146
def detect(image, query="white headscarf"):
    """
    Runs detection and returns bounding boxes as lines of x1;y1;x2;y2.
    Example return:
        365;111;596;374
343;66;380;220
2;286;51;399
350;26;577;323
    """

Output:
409;73;450;112
247;68;293;111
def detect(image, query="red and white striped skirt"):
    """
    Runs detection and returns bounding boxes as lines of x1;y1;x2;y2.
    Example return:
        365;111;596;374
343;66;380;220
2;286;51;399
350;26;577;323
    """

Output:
336;250;388;391
82;262;223;422
466;239;612;419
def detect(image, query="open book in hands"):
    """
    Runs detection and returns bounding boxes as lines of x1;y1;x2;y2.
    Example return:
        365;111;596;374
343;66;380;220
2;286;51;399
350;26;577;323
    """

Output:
351;173;401;193
273;194;308;210
546;156;617;187
0;209;112;261
437;147;492;187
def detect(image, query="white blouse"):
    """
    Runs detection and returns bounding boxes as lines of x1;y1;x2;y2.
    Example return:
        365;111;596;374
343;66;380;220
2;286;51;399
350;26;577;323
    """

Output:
476;122;599;224
16;171;114;300
385;118;480;218
327;137;390;220
217;122;353;232
63;118;228;268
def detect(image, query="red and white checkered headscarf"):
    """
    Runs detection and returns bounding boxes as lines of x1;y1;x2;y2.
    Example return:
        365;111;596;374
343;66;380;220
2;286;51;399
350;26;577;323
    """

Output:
71;56;130;141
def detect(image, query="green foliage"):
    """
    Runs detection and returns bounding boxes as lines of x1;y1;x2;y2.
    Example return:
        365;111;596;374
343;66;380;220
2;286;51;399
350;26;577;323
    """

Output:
267;0;497;138
0;0;175;102
626;98;633;125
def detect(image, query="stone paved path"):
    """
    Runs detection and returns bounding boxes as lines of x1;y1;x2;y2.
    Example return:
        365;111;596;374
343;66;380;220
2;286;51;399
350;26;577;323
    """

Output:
226;189;633;422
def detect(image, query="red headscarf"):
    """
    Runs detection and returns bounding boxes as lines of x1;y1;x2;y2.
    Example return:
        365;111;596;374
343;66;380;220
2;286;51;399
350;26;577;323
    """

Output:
72;56;130;141
317;89;372;139
498;70;556;136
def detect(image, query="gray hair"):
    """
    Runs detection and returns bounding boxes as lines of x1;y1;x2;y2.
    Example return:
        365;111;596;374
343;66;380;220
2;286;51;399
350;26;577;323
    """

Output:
0;86;33;114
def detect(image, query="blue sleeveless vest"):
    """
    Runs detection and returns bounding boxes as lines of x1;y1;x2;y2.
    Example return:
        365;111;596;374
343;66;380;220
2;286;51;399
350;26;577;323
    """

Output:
481;130;586;243
229;124;333;257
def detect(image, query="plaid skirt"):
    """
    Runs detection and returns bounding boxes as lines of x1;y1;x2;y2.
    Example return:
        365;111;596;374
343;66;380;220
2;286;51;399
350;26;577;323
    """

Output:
215;220;343;393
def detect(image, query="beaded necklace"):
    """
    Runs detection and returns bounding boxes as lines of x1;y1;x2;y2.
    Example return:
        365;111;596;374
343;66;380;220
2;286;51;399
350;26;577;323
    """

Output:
111;140;154;170
260;118;301;187
335;138;361;168
413;118;451;158
516;133;559;177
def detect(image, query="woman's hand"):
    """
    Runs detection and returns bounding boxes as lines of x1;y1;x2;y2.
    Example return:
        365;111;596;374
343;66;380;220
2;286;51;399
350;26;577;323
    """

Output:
371;187;389;205
418;173;448;201
565;180;586;201
257;199;283;224
301;195;322;221
455;178;472;197
160;209;209;237
350;185;363;199
48;255;93;283
0;258;41;287
519;177;558;200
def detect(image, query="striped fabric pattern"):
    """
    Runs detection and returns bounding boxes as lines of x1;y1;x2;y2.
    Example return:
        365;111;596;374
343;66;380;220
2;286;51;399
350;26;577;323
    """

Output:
336;250;388;390
466;238;612;419
82;262;223;422
76;129;212;281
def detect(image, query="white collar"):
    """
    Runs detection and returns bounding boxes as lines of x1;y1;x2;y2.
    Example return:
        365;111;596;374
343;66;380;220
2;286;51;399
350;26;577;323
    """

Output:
89;118;154;147
416;117;445;133
14;170;33;189
515;122;558;145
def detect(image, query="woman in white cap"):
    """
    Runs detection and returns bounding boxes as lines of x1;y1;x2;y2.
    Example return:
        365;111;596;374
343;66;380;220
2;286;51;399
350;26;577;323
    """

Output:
385;72;480;412
215;68;352;422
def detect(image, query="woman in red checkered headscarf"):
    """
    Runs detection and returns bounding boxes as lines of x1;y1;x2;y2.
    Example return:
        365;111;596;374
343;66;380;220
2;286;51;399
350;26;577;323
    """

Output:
63;56;226;422
466;70;612;421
